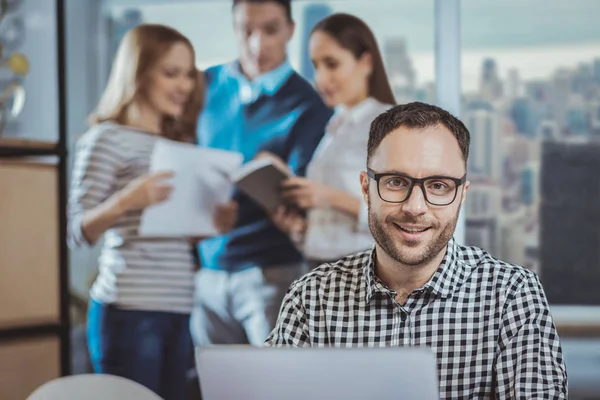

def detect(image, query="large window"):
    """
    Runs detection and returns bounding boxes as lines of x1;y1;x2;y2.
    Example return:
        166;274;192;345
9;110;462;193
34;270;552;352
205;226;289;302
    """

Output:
98;0;600;309
461;0;600;306
107;0;435;103
102;0;600;308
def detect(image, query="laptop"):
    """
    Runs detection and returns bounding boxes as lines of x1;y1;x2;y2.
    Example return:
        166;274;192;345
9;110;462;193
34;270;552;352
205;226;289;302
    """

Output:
196;345;440;400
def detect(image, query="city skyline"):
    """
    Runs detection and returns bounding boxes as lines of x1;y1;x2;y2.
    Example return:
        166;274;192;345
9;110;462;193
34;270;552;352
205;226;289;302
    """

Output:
116;2;600;92
459;47;600;304
110;0;600;54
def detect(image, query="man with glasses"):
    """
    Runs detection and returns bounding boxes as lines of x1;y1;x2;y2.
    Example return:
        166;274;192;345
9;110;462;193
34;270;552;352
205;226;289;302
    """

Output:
266;102;568;399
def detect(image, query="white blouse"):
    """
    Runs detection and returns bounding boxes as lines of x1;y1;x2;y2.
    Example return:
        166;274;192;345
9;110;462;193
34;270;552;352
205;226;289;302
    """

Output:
303;97;393;260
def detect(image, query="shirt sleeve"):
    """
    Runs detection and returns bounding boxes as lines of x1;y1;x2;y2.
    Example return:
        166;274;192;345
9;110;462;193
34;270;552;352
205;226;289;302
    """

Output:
68;129;124;247
494;272;568;399
265;281;311;347
286;103;333;177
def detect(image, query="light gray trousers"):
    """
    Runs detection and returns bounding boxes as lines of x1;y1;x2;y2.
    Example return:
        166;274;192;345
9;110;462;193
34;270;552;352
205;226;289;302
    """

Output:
190;263;306;346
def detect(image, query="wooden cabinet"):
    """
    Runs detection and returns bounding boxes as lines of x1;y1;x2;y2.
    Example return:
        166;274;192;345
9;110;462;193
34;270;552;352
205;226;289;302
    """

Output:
0;160;60;329
0;337;61;400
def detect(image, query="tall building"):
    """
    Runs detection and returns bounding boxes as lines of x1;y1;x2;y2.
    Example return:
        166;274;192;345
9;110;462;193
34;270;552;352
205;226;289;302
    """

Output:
523;228;540;274
525;80;552;103
465;183;502;257
540;141;600;304
464;105;502;183
536;119;560;140
497;207;528;267
384;37;415;103
590;100;600;136
506;68;521;99
464;103;504;259
479;58;503;102
593;58;600;85
299;4;332;82
552;69;572;131
565;94;588;135
510;97;542;137
571;62;597;99
520;162;540;207
503;135;530;174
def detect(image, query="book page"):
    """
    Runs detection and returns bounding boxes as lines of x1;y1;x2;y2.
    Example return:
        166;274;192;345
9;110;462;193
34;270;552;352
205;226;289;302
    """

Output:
139;139;243;237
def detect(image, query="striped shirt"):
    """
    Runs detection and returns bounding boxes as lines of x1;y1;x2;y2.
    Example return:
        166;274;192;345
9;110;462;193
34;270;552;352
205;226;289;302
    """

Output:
68;122;196;314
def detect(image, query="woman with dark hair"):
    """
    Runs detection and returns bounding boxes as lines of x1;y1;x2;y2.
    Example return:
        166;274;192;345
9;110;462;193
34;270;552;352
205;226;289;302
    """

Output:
273;13;395;269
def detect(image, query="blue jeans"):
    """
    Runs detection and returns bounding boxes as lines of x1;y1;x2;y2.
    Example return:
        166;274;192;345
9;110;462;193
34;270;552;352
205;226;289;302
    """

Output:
87;299;192;400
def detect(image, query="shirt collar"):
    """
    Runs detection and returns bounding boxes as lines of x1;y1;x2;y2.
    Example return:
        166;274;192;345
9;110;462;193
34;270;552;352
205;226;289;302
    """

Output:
423;238;467;298
327;97;382;134
226;59;294;103
364;237;468;303
331;97;380;125
364;248;390;303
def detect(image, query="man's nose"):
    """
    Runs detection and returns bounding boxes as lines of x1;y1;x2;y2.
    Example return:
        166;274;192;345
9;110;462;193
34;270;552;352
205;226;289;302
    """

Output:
248;31;264;55
401;184;428;216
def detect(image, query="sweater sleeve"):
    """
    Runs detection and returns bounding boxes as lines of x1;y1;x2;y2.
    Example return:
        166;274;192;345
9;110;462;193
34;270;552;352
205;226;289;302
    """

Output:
286;102;333;177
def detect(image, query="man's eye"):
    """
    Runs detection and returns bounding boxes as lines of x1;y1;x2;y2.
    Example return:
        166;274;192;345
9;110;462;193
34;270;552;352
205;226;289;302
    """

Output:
265;26;279;35
384;177;409;189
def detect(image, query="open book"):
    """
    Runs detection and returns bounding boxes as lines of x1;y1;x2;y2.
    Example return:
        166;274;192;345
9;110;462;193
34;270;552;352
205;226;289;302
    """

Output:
230;157;293;213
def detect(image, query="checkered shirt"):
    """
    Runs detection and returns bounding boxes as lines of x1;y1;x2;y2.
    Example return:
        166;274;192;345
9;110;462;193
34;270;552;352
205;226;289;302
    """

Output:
265;238;568;399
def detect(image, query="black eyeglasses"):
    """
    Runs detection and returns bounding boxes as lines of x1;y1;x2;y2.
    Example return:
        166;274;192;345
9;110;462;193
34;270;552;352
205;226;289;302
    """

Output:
366;168;467;206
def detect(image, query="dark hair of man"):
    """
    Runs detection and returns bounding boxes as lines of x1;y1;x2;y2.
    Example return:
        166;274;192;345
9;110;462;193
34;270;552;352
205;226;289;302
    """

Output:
367;102;470;167
232;0;293;22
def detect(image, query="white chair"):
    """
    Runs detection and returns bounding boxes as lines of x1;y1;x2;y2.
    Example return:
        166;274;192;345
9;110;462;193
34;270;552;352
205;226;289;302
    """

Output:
27;374;164;400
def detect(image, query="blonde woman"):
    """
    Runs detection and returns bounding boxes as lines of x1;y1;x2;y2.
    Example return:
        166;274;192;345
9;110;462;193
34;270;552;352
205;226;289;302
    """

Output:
68;24;236;400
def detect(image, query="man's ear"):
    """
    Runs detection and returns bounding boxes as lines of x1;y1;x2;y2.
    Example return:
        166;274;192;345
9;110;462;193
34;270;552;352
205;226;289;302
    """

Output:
460;180;470;206
360;171;370;204
286;20;296;43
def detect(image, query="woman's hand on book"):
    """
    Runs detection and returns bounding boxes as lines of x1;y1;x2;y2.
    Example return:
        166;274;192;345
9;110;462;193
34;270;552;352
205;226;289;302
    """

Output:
271;205;306;242
281;177;333;209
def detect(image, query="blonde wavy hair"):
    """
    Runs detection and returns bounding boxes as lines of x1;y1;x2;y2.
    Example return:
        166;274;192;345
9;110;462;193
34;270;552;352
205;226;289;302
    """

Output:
89;24;204;143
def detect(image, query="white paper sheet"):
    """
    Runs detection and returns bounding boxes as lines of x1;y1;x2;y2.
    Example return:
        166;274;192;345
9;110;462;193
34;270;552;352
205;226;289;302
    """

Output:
139;138;243;237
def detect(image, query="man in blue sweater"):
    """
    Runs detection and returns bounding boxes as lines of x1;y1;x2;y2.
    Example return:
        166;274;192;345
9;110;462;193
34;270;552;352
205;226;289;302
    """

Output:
191;0;332;346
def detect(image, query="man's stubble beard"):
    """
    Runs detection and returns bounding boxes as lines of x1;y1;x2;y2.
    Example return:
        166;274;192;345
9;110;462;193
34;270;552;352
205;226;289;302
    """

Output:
367;194;461;267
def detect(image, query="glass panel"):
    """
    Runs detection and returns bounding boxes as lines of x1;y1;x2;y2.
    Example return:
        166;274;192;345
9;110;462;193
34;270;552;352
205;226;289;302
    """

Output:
461;0;600;306
0;0;59;144
107;0;435;102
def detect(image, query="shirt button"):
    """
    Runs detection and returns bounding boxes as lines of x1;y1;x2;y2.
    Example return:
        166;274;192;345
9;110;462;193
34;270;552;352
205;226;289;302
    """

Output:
400;313;408;322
